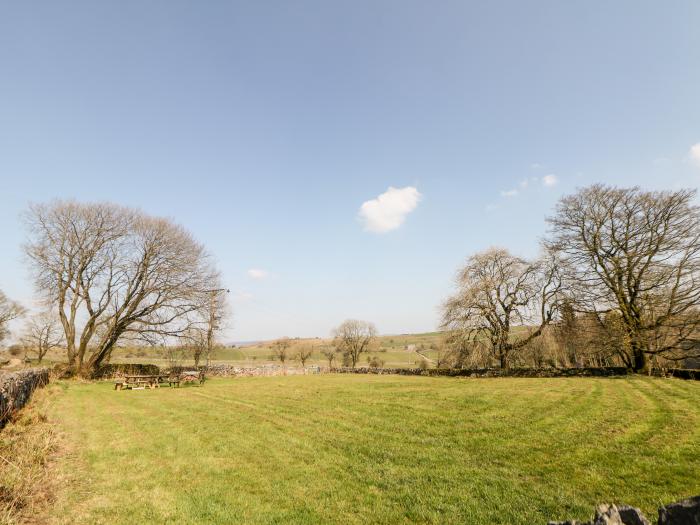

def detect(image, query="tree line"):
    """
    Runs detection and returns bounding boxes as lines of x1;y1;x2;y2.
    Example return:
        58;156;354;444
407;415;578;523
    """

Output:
0;201;228;377
267;320;378;369
440;184;700;371
2;184;700;375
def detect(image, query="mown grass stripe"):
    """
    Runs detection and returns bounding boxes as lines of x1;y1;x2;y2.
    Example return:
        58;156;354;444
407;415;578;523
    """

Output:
40;375;700;525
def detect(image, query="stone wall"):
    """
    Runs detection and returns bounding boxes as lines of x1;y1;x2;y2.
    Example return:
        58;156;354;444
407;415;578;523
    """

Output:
92;363;161;379
548;495;700;524
0;368;50;428
654;368;699;381
204;364;322;377
92;363;323;379
331;366;629;378
93;363;631;379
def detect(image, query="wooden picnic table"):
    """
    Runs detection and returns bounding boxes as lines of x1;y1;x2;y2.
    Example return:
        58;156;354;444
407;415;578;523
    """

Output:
114;370;205;390
114;374;162;390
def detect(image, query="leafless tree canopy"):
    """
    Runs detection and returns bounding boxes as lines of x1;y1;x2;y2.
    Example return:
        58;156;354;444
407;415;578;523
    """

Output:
197;288;229;367
180;327;208;367
321;346;339;368
23;201;220;375
271;337;292;364
332;319;377;368
547;185;700;370
440;248;562;369
293;344;314;368
21;310;64;363
0;290;25;346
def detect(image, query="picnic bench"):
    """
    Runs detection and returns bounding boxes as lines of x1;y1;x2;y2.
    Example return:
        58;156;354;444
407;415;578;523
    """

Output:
170;370;206;387
114;370;206;390
114;374;162;390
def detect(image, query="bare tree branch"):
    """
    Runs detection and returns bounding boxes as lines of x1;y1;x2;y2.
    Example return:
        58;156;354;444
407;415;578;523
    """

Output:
23;200;221;376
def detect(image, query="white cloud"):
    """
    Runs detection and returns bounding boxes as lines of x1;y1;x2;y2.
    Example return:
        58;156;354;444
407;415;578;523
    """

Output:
519;176;539;189
247;268;268;280
690;143;700;167
234;291;254;301
542;174;558;187
358;186;422;233
530;162;543;170
500;189;518;197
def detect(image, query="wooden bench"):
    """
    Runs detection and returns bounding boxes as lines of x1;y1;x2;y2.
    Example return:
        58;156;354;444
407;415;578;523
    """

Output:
170;370;205;386
114;371;205;390
114;374;160;390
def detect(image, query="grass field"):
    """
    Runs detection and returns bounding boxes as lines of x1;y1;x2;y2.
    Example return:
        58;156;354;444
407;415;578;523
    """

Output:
23;374;699;524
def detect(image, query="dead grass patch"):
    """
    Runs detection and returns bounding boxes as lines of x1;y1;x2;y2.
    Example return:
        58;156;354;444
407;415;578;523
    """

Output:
0;386;61;525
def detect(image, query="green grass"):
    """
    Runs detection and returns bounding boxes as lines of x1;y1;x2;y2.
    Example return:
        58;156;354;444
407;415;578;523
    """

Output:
39;375;700;524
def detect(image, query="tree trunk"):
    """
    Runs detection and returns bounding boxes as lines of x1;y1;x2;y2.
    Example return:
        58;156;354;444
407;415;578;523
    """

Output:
632;346;646;372
499;348;508;370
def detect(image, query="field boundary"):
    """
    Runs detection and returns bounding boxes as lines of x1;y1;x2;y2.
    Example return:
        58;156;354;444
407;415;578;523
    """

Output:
0;368;50;428
330;366;630;377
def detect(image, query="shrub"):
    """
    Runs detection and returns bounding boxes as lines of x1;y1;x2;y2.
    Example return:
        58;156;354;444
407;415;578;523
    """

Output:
368;356;385;368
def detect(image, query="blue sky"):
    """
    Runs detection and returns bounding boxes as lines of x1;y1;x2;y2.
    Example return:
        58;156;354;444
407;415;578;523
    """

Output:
1;1;700;341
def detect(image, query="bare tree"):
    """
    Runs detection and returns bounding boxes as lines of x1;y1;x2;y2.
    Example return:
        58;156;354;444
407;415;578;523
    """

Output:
433;343;452;369
160;344;185;370
440;248;562;369
202;288;229;367
0;290;25;346
547;185;700;370
21;311;64;363
271;337;292;365
320;346;339;368
180;327;208;367
294;344;314;368
441;330;486;368
23;201;220;376
552;299;583;367
332;319;377;368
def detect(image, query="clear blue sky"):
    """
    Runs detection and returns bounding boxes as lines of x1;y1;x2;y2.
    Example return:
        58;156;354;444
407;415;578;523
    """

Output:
1;1;699;341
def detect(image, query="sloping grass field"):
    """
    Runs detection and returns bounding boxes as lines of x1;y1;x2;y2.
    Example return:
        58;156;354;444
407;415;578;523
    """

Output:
35;375;700;524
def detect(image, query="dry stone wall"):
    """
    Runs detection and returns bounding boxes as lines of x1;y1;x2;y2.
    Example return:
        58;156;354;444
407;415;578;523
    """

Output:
548;496;700;525
0;368;49;428
93;363;631;379
332;366;629;378
204;364;322;377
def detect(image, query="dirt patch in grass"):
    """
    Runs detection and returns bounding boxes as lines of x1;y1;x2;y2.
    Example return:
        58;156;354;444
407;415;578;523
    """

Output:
0;386;63;525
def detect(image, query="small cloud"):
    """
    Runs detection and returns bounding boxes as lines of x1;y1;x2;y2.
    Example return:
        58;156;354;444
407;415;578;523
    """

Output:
500;189;518;198
530;162;543;170
358;186;422;233
653;157;671;167
690;143;700;167
234;291;254;301
519;176;539;189
542;174;558;187
485;203;499;212
247;268;268;280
